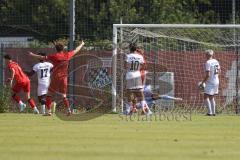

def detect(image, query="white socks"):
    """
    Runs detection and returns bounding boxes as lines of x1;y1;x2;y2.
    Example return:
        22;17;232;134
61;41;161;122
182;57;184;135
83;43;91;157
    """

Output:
205;98;212;114
205;98;216;115
210;98;216;114
41;105;46;114
33;107;39;114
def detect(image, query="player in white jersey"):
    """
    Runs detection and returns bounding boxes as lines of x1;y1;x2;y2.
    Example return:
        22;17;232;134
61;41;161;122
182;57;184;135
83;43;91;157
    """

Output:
125;53;145;89
124;43;151;115
27;52;53;114
199;49;220;116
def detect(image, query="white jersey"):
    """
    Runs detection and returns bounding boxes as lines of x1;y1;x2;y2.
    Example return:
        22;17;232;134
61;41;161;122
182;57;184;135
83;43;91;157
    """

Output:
125;53;145;80
125;53;146;89
205;59;220;86
33;62;53;85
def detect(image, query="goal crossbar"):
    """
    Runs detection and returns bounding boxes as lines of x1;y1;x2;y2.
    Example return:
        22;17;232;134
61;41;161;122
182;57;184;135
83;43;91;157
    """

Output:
113;24;240;28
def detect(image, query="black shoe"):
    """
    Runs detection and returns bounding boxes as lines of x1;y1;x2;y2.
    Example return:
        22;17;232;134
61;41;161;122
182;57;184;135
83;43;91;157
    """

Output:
212;114;216;116
206;113;212;116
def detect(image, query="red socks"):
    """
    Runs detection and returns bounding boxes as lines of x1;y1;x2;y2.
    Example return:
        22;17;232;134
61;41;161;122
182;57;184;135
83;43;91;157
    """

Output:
46;96;52;110
28;98;36;109
63;97;70;108
46;96;69;110
12;94;21;103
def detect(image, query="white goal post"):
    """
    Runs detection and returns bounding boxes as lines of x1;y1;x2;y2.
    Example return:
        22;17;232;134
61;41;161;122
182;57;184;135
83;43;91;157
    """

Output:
112;24;240;113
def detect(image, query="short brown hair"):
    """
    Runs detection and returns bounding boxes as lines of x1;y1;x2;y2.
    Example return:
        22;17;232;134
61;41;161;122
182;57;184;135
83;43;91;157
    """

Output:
38;52;46;56
4;54;11;60
129;42;142;53
129;43;136;52
55;42;64;52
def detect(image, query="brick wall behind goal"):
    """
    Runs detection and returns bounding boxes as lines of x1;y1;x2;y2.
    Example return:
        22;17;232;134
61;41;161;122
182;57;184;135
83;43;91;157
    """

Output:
3;48;112;109
3;48;237;108
154;51;236;107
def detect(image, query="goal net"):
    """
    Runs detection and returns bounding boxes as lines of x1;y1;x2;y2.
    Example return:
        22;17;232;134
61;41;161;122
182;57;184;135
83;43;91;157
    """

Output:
112;24;240;114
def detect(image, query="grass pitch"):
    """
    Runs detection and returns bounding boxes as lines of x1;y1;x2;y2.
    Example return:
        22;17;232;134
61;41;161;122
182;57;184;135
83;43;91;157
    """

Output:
0;113;240;160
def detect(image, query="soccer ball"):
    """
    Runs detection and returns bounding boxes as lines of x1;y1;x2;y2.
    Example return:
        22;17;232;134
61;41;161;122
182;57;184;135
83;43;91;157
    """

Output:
198;82;205;92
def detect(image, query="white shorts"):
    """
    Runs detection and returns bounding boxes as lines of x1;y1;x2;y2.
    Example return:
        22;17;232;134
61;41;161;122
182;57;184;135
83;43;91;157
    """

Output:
126;76;145;90
37;83;50;96
204;83;219;95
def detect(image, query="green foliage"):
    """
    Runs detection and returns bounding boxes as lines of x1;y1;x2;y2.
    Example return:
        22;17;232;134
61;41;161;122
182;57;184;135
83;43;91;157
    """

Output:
28;39;52;48
0;85;12;113
84;39;112;51
0;0;239;43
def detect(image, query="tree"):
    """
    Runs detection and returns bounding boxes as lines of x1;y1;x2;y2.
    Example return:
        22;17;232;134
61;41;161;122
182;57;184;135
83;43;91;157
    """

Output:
0;0;238;43
0;0;68;42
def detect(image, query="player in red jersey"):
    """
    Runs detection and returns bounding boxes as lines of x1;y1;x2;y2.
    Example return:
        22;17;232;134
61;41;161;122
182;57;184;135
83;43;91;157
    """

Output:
28;40;85;116
4;54;39;114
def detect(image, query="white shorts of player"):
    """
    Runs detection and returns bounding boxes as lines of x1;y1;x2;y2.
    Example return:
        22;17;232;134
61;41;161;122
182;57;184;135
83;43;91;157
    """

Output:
126;77;144;90
204;83;219;96
126;71;146;90
38;82;50;96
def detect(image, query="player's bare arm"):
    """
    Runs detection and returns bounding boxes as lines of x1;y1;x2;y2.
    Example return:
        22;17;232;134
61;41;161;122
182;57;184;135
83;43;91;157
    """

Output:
73;40;85;56
141;63;147;71
9;68;15;87
218;68;221;75
201;71;210;86
28;51;45;60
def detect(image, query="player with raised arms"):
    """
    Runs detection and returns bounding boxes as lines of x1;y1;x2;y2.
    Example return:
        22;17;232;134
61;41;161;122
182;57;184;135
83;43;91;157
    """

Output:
4;54;39;114
26;52;53;115
199;49;220;116
124;43;152;115
28;40;85;116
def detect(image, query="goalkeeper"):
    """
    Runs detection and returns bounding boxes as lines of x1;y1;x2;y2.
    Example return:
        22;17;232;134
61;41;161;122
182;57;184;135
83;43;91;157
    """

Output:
125;85;182;115
143;85;182;107
199;49;220;116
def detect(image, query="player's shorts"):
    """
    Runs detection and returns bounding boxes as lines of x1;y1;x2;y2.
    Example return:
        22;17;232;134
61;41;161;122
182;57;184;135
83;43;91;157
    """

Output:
12;79;30;93
37;82;50;96
126;74;145;90
204;83;219;95
48;76;67;94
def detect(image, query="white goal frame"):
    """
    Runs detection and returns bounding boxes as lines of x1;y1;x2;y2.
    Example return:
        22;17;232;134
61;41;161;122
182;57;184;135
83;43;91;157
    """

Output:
112;24;240;112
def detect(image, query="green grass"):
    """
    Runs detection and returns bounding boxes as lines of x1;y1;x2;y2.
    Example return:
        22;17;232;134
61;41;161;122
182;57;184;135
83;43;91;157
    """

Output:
0;113;240;160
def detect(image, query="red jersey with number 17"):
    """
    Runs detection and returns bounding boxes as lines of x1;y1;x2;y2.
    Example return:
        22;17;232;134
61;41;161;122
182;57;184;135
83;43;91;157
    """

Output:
46;51;75;78
8;61;29;83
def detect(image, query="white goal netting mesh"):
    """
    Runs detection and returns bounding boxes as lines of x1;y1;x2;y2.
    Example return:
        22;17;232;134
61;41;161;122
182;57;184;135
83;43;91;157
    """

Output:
114;25;240;113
